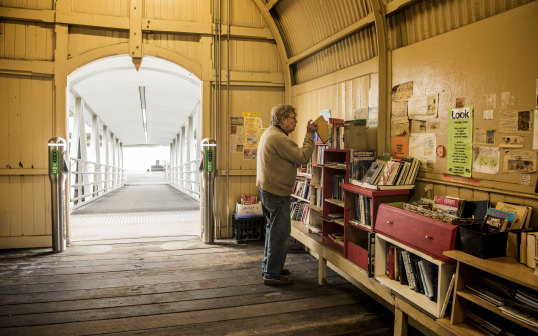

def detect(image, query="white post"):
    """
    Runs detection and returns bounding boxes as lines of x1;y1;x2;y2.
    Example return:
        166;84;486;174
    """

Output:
91;115;101;196
77;99;88;202
186;117;193;193
103;126;110;192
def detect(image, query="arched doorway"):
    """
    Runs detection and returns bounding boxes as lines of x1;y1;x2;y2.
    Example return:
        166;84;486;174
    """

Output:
66;55;202;242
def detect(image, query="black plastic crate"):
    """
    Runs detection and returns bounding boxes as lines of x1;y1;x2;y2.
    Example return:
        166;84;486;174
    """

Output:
233;213;265;242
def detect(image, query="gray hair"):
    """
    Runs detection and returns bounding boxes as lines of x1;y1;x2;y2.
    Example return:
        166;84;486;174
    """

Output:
270;104;296;126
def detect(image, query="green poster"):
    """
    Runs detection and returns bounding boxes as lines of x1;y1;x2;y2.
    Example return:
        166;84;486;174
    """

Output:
447;106;473;177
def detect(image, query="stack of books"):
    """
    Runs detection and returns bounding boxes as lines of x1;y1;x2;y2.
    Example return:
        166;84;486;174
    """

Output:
350;157;420;190
328;118;345;149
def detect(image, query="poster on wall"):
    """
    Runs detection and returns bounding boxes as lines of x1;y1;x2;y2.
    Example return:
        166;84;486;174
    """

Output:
447;106;473;177
368;107;378;127
243;112;260;160
409;133;436;167
472;147;499;174
391;81;413;101
503;150;536;173
391;136;409;159
407;94;439;120
230;117;244;153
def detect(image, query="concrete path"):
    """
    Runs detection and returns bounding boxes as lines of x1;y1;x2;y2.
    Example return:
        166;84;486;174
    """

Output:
70;171;201;242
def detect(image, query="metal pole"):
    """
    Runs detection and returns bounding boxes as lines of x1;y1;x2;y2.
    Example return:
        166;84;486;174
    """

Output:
48;137;68;253
200;138;216;244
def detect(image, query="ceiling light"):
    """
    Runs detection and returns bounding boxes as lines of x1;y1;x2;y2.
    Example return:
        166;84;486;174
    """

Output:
139;86;148;143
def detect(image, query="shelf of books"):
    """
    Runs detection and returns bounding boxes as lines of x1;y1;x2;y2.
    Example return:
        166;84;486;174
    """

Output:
350;156;420;190
375;233;456;318
438;250;538;336
343;184;410;274
321;149;349;254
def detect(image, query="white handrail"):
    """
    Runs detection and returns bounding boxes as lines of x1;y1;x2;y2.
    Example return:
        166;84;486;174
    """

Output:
69;158;126;209
163;160;201;200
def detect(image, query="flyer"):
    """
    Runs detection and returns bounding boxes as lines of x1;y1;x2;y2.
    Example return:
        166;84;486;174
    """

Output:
447;106;473;177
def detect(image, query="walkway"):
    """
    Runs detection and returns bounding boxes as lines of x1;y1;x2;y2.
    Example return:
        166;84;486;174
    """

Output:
70;171;200;242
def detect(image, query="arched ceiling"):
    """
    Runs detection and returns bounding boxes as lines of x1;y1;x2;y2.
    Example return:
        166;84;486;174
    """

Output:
68;55;200;146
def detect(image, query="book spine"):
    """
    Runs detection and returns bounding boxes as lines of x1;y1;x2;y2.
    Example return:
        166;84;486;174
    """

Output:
367;232;375;277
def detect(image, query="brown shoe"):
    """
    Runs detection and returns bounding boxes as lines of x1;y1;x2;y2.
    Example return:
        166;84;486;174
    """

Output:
261;268;290;276
263;275;293;286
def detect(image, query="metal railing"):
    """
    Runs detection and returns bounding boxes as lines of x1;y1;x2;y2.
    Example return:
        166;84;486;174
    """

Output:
164;160;201;200
69;158;126;209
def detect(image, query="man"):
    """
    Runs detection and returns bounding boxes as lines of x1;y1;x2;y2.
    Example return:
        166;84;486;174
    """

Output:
256;104;317;285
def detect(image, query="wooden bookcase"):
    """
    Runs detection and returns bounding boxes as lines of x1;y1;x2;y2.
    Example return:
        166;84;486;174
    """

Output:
375;233;456;318
321;149;348;253
342;183;410;272
438;250;538;335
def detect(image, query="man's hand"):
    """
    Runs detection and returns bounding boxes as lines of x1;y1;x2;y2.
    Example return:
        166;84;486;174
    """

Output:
306;119;318;134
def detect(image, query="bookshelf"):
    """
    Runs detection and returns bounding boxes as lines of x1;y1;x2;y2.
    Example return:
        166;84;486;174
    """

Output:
375;233;456;318
292;143;328;235
438;250;538;335
321;149;349;253
342;183;410;274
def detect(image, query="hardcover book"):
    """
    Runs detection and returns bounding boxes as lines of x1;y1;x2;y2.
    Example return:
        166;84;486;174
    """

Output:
481;208;517;233
360;161;385;185
433;196;465;217
349;149;376;182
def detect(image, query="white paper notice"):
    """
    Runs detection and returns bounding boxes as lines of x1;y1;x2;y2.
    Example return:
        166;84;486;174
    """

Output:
500;110;518;133
409;133;436;164
472;147;499;174
408;94;439;120
483;110;494;120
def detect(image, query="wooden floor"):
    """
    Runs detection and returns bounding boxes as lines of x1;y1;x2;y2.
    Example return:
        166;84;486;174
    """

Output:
0;236;424;336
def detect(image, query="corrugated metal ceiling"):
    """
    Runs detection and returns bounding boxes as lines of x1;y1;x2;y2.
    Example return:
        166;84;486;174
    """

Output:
267;0;534;84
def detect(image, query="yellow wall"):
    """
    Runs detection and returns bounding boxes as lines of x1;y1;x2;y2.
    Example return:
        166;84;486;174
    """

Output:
1;1;537;247
0;0;285;247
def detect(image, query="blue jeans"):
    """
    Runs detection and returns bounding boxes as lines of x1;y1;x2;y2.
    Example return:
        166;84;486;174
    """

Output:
259;188;291;279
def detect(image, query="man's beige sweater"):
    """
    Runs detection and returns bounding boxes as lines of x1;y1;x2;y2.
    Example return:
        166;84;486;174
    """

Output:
256;126;315;196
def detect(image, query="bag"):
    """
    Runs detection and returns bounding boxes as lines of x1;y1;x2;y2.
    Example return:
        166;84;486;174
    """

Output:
236;202;263;217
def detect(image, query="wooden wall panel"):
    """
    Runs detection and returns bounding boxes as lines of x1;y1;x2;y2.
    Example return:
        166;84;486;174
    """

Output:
0;0;52;9
71;0;129;17
0;75;53;170
68;26;129;57
392;2;538;198
145;0;201;21
292;72;375;148
229;0;265;28
144;32;200;61
0;21;54;60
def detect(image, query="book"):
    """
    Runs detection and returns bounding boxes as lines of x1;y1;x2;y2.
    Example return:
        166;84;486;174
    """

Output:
495;201;531;230
461;200;490;219
349;149;376;183
360;161;385;185
418;260;435;300
398;251;408;285
367;232;375;277
527;232;537;269
388;246;395;280
378;161;401;185
440;273;456;318
401;250;416;290
481;208;517;233
432;196;465;217
312;115;329;143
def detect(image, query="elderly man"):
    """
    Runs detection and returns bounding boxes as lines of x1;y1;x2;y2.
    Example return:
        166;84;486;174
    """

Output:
256;104;317;285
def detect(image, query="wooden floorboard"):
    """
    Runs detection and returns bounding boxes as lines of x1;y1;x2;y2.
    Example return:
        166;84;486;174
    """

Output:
0;237;424;336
